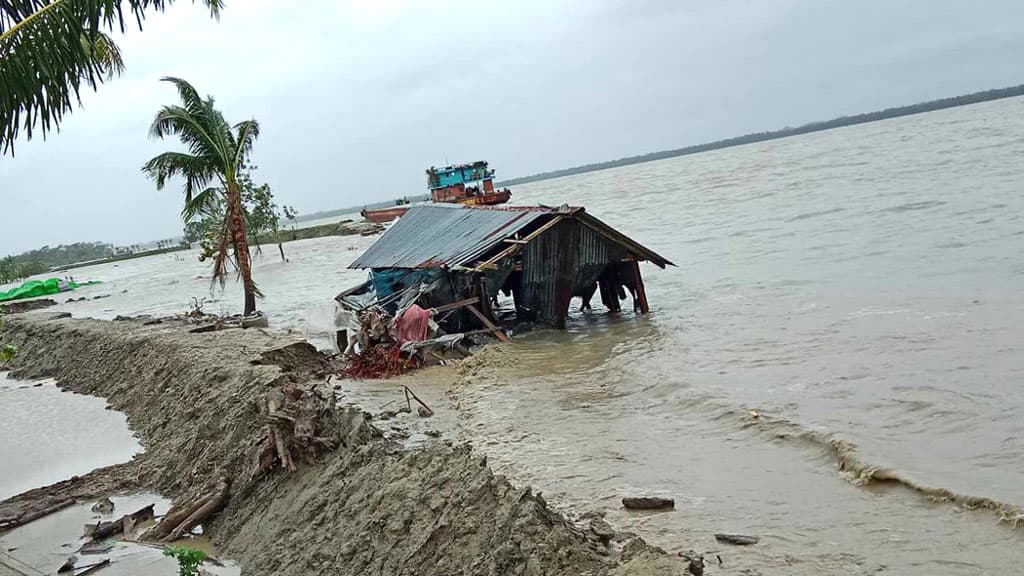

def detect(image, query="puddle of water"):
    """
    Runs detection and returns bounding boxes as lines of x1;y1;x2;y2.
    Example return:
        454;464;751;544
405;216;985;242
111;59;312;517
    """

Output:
0;373;141;501
336;365;459;447
0;494;239;576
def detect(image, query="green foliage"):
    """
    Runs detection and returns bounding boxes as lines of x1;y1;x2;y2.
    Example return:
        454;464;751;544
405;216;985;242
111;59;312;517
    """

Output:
163;545;207;576
1;242;113;278
282;205;298;222
1;0;223;155
1;255;50;283
181;164;293;261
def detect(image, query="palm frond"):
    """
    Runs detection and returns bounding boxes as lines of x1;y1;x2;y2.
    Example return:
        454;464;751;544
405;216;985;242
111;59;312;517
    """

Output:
155;78;239;169
149;104;229;165
140;151;218;200
181;186;221;221
232;119;259;168
0;0;223;155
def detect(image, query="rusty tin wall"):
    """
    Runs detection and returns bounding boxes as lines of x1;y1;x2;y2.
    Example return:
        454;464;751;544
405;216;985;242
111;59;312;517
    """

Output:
521;219;627;324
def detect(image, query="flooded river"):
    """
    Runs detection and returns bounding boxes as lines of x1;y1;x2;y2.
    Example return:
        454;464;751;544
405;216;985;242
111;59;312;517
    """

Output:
3;96;1023;574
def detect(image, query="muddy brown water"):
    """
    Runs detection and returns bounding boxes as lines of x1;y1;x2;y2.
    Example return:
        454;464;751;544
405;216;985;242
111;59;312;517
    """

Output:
0;375;139;500
0;375;240;575
0;494;239;576
2;96;1023;574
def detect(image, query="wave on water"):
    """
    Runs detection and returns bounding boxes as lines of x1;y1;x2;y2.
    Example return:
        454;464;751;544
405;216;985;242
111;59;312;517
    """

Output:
741;411;1024;529
452;346;1024;531
881;200;947;213
785;207;846;222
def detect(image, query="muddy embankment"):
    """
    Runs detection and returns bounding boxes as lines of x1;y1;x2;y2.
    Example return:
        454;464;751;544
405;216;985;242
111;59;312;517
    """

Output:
0;313;687;575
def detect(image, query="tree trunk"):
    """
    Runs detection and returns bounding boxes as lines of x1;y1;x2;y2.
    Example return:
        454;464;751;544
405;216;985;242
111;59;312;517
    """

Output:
227;179;257;316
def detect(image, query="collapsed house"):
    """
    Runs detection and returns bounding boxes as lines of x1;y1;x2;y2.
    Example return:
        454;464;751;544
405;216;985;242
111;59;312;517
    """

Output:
335;204;672;373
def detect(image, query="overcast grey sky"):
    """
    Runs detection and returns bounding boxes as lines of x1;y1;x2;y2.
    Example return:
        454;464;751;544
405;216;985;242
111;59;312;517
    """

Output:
1;0;1022;254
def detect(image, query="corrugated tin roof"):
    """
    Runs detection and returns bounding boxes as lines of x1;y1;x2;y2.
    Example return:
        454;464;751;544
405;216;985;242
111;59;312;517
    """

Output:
349;203;675;270
575;212;674;269
350;204;547;269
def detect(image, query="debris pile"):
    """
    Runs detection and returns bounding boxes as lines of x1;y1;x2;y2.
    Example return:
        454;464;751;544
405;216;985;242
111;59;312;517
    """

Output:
343;344;421;379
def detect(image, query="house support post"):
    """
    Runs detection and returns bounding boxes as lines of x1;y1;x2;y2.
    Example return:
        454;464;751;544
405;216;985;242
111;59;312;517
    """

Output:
630;260;650;314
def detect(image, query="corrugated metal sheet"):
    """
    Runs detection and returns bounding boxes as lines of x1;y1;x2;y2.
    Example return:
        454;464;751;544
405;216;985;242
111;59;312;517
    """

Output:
576;212;674;268
521;219;627;324
350;204;546;269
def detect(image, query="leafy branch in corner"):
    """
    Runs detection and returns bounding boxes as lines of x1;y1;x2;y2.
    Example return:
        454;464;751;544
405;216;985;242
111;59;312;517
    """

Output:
163;545;207;576
1;0;223;155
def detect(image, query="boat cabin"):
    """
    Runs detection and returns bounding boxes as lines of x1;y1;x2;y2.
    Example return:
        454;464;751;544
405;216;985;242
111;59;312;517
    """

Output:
426;161;497;202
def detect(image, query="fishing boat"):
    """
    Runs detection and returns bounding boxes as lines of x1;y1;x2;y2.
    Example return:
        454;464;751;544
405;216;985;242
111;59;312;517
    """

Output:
361;161;512;223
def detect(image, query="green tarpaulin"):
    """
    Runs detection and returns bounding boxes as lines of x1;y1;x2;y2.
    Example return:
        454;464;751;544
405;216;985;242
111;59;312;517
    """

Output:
0;278;96;303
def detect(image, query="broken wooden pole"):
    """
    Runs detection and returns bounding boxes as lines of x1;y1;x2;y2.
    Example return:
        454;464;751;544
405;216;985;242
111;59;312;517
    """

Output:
630;259;650;314
403;386;434;417
146;478;230;543
466;304;511;343
429;297;479;315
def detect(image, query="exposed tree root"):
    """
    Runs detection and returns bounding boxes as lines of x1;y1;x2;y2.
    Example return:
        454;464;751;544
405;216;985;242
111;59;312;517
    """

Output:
254;381;337;478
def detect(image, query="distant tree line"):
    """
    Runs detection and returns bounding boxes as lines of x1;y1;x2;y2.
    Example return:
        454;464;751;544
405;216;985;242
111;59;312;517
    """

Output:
0;256;48;284
499;84;1024;187
0;242;116;283
0;239;192;283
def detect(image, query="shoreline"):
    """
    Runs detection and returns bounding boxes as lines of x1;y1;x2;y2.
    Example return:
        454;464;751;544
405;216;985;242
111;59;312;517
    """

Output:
0;313;686;575
38;220;383;275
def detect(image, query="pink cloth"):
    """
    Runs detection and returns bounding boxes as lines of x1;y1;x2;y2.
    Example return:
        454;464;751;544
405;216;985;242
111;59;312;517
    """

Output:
396;304;431;345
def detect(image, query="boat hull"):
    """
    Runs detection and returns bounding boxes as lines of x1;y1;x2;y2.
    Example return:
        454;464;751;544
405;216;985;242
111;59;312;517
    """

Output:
456;189;512;207
361;190;512;223
361;206;409;224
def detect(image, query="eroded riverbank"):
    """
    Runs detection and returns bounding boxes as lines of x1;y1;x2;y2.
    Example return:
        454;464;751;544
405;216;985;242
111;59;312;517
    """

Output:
0;312;687;575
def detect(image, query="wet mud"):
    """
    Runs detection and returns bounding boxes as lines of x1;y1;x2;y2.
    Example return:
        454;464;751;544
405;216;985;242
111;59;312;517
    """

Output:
0;313;688;575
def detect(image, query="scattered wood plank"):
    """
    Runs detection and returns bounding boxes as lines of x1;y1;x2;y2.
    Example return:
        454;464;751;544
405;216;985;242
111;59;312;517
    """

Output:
428;297;479;315
465;305;511;343
88;503;154;542
621;496;674;510
519;215;565;242
142;479;229;543
74;559;111;575
714;533;759;546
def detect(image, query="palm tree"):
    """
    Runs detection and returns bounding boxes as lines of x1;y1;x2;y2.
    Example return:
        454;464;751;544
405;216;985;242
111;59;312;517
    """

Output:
0;0;222;155
142;77;261;316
